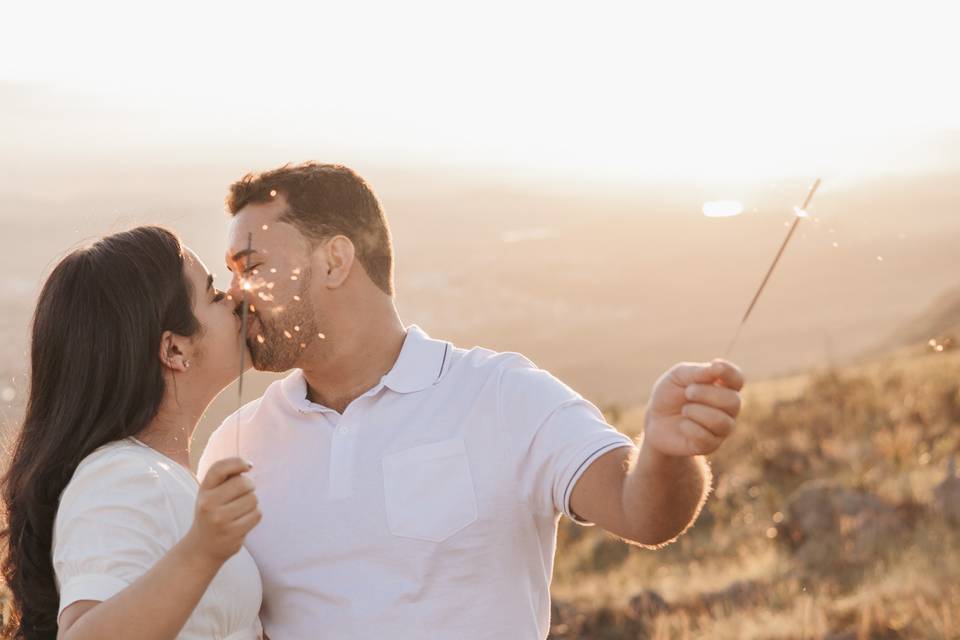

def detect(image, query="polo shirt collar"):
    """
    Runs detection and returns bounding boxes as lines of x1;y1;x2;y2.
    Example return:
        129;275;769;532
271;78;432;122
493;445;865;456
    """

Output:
279;325;450;412
381;325;451;394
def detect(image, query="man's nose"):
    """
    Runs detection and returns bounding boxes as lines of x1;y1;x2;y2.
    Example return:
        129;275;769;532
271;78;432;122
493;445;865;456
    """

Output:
227;274;247;307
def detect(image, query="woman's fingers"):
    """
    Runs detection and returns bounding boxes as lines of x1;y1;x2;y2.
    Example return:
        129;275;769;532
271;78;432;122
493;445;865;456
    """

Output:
229;508;263;536
220;492;259;523
208;473;256;505
201;457;252;490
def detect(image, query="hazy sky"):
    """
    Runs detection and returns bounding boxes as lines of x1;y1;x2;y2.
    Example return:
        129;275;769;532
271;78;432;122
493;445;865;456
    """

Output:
3;0;959;182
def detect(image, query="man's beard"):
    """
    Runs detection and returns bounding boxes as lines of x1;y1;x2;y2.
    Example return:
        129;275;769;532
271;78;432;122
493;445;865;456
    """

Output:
247;278;318;372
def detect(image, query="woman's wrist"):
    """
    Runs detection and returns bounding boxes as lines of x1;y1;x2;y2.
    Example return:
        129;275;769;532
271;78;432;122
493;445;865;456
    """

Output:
175;530;226;577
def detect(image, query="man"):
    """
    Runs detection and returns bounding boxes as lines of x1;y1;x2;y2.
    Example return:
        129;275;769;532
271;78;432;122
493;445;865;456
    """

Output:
199;163;744;639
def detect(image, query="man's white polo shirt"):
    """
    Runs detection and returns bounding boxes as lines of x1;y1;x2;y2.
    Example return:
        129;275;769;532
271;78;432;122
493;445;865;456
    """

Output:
199;325;635;640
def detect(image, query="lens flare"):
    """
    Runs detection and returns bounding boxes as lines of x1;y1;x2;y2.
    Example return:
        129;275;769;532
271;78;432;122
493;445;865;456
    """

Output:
702;201;744;218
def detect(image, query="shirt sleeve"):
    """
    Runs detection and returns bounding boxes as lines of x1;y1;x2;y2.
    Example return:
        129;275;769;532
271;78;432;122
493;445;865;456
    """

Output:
52;451;178;620
498;357;636;525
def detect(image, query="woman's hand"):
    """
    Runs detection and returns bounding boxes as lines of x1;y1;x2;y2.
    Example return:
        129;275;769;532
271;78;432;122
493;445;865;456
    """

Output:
183;458;261;565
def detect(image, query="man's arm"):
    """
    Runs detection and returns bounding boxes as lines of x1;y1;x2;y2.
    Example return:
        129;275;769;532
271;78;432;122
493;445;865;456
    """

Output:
569;359;743;546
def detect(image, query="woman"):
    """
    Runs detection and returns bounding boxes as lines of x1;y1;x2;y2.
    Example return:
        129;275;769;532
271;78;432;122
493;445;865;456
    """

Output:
1;226;263;639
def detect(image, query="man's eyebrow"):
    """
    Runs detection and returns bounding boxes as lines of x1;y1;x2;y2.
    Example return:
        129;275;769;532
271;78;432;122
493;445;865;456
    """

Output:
229;248;258;263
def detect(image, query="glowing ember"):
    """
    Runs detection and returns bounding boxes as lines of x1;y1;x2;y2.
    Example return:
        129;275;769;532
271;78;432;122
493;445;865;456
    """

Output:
300;343;306;348
318;333;326;339
266;282;275;289
242;281;252;291
249;304;256;313
269;190;277;198
293;295;301;301
292;268;302;275
262;224;269;230
876;256;884;262
284;330;293;339
256;335;265;344
270;268;277;273
290;275;299;281
928;337;954;353
702;201;744;218
294;325;300;331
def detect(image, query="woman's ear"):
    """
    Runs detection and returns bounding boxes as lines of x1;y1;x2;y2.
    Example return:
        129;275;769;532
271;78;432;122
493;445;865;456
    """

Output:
158;330;191;373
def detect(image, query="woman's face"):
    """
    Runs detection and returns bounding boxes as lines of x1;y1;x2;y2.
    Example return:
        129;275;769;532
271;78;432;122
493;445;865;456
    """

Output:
182;248;251;387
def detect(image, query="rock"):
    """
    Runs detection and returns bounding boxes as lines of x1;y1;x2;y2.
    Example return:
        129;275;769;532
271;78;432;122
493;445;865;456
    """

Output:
696;579;766;612
776;480;910;568
628;590;670;620
587;535;631;572
933;456;960;526
666;579;767;617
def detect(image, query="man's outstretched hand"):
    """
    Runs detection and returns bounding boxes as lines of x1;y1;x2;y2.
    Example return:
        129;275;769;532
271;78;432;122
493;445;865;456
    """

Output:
643;359;745;457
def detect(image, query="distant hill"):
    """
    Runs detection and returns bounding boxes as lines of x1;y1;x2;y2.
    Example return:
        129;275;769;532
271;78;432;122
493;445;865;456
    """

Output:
881;284;960;354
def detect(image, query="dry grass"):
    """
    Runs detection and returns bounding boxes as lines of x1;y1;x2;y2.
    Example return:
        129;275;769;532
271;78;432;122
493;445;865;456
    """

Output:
550;348;960;639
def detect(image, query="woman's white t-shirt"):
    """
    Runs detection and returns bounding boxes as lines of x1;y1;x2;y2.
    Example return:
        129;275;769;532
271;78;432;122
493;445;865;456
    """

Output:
52;438;263;640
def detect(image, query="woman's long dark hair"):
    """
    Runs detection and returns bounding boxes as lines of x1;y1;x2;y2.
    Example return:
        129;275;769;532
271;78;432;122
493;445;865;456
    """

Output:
1;226;201;639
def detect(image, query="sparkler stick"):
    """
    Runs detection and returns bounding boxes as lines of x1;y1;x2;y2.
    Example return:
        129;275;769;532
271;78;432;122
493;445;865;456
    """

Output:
725;178;822;356
237;231;252;456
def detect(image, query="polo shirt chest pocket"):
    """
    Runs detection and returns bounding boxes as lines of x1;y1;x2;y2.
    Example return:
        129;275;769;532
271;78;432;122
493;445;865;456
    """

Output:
382;437;478;542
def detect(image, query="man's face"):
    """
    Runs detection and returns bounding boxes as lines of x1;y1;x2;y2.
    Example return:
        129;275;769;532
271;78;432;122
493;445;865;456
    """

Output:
226;195;322;372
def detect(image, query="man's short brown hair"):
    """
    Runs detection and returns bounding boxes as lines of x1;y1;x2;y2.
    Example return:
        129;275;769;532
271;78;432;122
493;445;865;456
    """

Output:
227;162;394;295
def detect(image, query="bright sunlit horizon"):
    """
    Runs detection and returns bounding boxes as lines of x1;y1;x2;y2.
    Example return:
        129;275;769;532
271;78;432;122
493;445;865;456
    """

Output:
4;0;960;185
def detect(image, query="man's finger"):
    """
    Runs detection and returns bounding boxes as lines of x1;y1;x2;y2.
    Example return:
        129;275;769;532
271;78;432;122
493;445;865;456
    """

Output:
682;403;736;438
668;360;744;389
710;359;745;391
677;418;723;455
201;457;253;490
685;384;742;418
668;363;716;386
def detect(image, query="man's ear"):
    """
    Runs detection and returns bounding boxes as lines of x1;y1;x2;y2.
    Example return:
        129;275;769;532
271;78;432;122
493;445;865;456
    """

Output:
158;330;191;373
322;235;356;289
